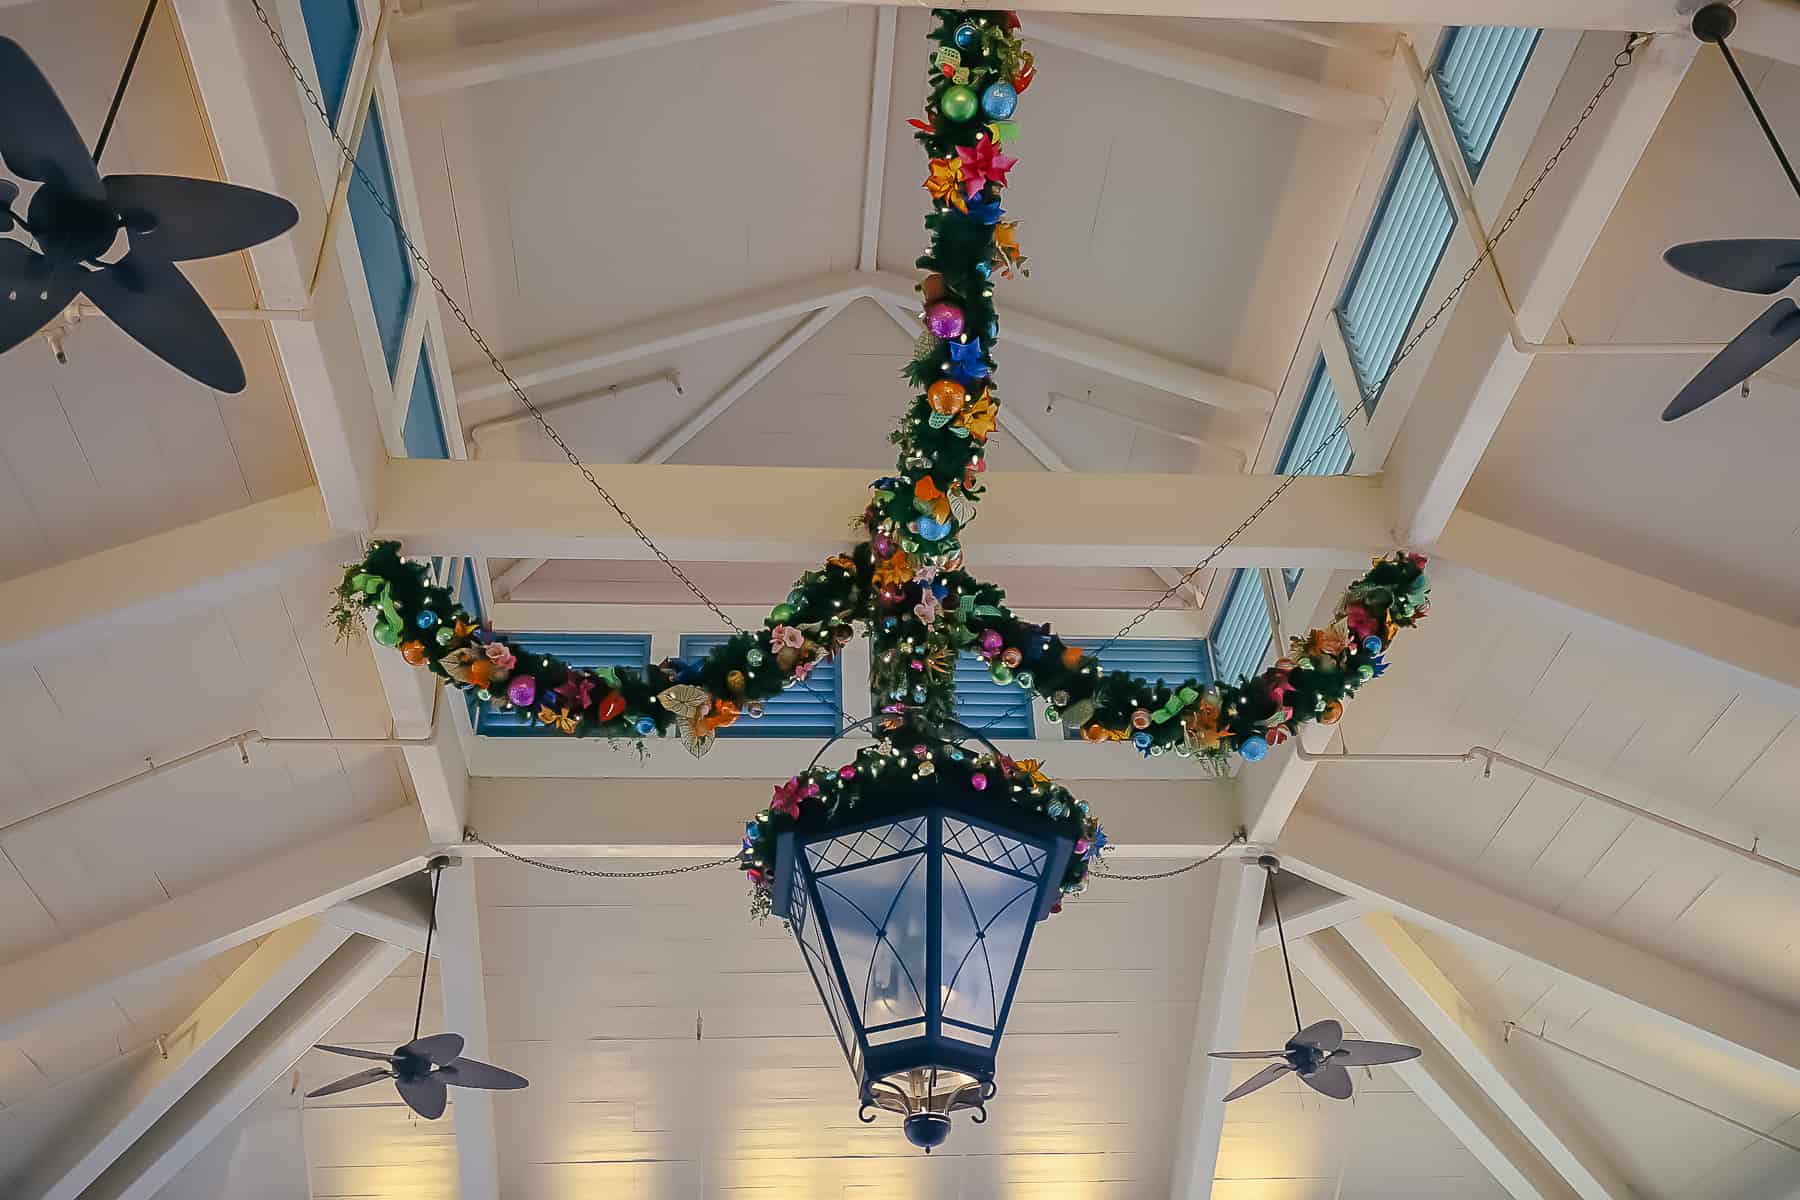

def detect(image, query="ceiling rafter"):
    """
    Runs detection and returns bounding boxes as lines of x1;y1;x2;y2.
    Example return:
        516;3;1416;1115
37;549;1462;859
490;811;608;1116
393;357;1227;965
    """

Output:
1029;12;1387;128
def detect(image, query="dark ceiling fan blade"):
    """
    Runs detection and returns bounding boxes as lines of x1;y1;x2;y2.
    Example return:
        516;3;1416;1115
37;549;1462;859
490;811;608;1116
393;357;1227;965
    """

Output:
80;253;246;392
401;1033;466;1066
1664;297;1800;420
1208;1050;1287;1060
312;1043;399;1063
1664;239;1800;295
439;1058;529;1091
0;38;106;203
102;175;299;262
1337;1039;1423;1068
1299;1062;1355;1101
0;180;17;232
1290;1020;1343;1053
1222;1062;1294;1103
305;1066;392;1099
397;1072;449;1120
0;241;78;353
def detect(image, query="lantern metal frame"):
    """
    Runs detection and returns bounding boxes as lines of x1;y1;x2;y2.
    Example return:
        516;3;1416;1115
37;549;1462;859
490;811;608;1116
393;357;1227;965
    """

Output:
768;756;1073;1147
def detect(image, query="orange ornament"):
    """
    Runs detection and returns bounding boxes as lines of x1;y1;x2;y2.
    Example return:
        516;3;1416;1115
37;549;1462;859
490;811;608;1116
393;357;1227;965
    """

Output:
1320;700;1344;725
467;660;493;688
921;273;950;303
400;640;427;666
927;378;967;415
1061;645;1084;670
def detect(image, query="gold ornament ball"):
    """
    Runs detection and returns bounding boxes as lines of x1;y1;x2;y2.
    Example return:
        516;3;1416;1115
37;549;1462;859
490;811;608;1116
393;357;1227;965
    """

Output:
927;378;967;415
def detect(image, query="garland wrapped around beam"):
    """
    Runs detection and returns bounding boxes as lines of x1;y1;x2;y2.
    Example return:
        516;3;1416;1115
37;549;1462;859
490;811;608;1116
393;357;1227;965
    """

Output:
330;9;1432;910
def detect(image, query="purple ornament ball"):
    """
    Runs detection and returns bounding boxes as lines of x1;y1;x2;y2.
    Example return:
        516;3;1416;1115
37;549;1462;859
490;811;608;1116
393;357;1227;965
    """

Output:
925;301;965;339
507;676;537;706
979;629;1004;655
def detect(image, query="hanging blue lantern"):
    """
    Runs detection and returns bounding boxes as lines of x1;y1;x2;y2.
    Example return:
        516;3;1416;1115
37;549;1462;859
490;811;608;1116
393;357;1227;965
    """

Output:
768;765;1073;1151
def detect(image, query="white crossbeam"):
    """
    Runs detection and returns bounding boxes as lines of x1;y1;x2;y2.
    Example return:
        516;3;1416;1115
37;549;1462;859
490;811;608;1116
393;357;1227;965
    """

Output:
375;457;1389;567
19;920;352;1200
0;488;351;665
395;0;836;96
1279;811;1800;1091
818;1;1688;29
462;775;1240;857
1030;13;1386;127
0;808;428;1042
1254;872;1361;950
1169;858;1265;1199
1388;31;1697;546
1339;915;1637;1200
78;935;410;1200
324;876;436;954
1288;929;1579;1200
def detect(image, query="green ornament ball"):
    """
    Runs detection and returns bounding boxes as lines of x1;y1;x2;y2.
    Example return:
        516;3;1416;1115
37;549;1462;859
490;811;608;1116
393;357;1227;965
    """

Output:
747;648;765;666
989;661;1013;685
940;84;979;123
1015;670;1034;690
770;603;795;624
1044;705;1062;724
434;626;453;646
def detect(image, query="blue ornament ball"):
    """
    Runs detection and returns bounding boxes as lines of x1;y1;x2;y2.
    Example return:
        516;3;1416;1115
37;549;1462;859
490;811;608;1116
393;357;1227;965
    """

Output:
981;81;1018;120
1132;731;1153;750
416;609;439;630
1240;735;1270;762
634;715;657;736
1363;635;1384;653
953;21;979;49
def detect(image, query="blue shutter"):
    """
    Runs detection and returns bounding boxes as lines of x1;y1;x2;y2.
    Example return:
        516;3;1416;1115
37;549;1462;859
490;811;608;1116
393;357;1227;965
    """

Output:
953;654;1034;739
1336;121;1456;406
1436;27;1542;176
1278;358;1356;596
402;354;450;460
297;0;360;125
457;559;484;623
348;105;414;376
475;634;651;735
1210;570;1273;685
680;635;841;738
1062;639;1212;739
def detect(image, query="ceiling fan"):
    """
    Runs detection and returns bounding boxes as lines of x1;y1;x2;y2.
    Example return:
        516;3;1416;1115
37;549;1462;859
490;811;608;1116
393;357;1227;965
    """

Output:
305;858;528;1120
1661;3;1800;420
1208;856;1420;1103
0;0;298;393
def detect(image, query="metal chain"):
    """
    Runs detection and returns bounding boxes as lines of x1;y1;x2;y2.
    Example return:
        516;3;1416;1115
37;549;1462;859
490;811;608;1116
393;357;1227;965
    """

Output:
464;829;737;877
248;0;744;636
1093;33;1646;653
1091;834;1244;881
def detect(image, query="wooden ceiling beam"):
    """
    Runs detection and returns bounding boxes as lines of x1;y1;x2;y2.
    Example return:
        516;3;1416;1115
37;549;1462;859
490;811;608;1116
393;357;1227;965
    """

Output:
820;1;1691;29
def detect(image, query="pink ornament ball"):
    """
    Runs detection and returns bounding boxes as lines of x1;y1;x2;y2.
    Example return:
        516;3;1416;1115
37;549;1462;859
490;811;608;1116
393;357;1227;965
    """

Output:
925;301;965;339
970;773;988;791
979;629;1004;655
507;676;537;706
839;765;857;780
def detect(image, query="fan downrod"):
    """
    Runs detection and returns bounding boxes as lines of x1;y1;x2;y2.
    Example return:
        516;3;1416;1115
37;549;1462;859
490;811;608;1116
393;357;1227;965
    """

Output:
1692;3;1737;44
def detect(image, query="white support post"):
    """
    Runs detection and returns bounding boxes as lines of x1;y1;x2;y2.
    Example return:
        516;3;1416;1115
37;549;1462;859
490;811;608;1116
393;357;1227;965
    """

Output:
1030;13;1387;128
1288;930;1579;1200
1338;915;1638;1200
0;807;428;1042
1387;32;1698;546
1279;811;1800;1091
434;863;500;1200
19;920;353;1200
0;488;350;665
77;936;411;1200
1169;857;1264;1199
396;0;834;96
859;7;897;272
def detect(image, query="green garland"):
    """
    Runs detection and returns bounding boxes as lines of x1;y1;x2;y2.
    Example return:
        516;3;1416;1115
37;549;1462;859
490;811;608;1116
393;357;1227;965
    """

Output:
328;10;1435;914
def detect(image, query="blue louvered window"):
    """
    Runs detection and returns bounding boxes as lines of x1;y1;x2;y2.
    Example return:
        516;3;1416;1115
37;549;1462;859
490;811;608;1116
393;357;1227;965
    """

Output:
348;105;414;376
1336;121;1455;406
680;635;841;738
1278;358;1355;595
297;0;360;125
1436;27;1542;177
457;558;484;623
954;654;1034;739
402;354;449;460
1062;639;1212;739
1211;570;1273;685
475;634;650;735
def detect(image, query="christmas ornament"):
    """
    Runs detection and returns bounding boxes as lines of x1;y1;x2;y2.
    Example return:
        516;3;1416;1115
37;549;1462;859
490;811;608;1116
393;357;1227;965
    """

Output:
981;81;1018;119
926;378;967;415
507;676;537;707
956;137;1017;196
952;21;979;49
939;84;979;123
925;301;965;339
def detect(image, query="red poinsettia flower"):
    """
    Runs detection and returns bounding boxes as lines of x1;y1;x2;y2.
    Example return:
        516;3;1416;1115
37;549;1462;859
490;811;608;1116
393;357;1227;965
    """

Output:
956;137;1017;198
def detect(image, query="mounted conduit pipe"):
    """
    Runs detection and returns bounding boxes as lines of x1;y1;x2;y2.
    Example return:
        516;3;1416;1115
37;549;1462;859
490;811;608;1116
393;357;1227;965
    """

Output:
1294;742;1800;887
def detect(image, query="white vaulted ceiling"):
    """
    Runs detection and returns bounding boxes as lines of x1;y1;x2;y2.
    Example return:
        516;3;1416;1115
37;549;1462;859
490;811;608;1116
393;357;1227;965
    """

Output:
3;0;1800;1198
